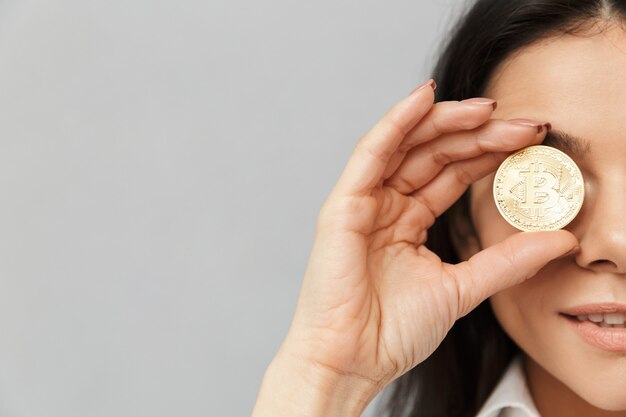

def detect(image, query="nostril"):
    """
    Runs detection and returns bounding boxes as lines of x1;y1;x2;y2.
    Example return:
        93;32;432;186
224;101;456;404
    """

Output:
588;259;618;271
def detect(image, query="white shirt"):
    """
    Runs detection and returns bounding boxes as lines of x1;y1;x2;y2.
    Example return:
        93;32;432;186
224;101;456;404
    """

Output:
474;353;541;417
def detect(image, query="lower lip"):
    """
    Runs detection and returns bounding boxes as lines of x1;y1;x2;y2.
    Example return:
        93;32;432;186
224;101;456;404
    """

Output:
560;314;626;352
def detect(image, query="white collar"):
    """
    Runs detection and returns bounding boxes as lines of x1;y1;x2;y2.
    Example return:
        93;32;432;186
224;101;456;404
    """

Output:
474;353;542;417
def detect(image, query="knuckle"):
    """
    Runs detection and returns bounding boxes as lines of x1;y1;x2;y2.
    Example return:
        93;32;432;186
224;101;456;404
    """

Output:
385;175;415;194
454;260;493;317
444;111;480;131
500;239;520;276
453;164;475;185
355;138;391;164
315;195;367;232
427;113;444;138
411;193;438;223
385;107;411;136
430;144;452;166
316;198;340;229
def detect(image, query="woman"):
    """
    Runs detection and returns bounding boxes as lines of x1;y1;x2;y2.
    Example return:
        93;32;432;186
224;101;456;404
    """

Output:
251;1;626;416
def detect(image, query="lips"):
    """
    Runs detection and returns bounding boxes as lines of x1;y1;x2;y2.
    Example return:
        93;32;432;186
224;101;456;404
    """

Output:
554;303;626;351
560;314;626;352
560;302;626;316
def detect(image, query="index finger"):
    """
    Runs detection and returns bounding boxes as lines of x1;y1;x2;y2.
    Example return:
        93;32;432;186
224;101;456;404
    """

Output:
331;79;436;198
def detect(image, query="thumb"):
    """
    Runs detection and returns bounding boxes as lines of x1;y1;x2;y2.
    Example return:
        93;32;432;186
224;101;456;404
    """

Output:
452;229;579;317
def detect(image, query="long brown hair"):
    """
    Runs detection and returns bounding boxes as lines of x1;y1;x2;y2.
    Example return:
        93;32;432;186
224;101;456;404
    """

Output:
378;1;626;416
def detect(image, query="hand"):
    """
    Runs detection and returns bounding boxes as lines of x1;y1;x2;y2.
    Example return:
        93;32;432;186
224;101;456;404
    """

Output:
277;79;578;394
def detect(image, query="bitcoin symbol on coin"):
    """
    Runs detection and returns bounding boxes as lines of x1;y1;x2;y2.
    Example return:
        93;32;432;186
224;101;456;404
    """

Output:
518;161;560;216
493;145;584;231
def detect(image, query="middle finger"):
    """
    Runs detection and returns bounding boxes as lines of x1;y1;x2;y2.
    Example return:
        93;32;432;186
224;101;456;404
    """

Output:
383;119;551;195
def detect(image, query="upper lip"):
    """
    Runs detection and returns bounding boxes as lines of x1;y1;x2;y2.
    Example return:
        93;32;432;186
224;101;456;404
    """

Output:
560;303;626;316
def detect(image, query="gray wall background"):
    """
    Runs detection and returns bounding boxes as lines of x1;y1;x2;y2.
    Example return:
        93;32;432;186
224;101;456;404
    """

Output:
0;0;466;416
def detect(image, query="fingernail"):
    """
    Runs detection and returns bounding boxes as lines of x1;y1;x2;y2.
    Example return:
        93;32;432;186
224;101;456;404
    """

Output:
507;118;551;133
556;245;581;260
410;79;437;95
461;97;498;110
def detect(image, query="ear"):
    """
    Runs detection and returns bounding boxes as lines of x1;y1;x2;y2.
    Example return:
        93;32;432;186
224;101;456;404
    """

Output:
448;190;483;262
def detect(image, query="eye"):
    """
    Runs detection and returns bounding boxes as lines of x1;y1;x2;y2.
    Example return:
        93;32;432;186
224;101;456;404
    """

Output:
577;172;594;210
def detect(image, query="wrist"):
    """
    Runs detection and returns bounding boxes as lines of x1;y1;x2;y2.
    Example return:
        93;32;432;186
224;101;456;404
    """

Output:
251;343;383;417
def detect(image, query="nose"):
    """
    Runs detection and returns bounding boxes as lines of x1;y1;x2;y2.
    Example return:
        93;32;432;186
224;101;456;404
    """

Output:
568;178;626;274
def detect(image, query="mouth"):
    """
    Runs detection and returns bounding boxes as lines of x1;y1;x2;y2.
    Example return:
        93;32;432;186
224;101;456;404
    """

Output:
559;312;626;328
559;302;626;326
559;313;626;352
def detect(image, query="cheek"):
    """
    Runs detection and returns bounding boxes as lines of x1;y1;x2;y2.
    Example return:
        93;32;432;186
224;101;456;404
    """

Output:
489;273;563;362
472;174;561;352
489;283;541;348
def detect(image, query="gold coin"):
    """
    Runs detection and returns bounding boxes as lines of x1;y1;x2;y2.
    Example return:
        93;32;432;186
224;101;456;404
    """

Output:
492;145;584;232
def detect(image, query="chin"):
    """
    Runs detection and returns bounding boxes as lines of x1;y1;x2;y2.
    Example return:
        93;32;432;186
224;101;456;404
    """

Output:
527;325;626;412
575;384;626;411
493;296;626;412
568;352;626;410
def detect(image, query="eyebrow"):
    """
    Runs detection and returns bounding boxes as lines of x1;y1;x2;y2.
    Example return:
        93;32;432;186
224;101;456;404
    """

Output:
540;129;591;162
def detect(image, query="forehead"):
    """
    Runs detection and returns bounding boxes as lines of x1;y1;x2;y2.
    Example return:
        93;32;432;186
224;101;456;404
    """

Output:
483;23;626;163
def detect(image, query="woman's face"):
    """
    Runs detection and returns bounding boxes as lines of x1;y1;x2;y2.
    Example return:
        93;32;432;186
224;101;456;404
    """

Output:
464;24;626;412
